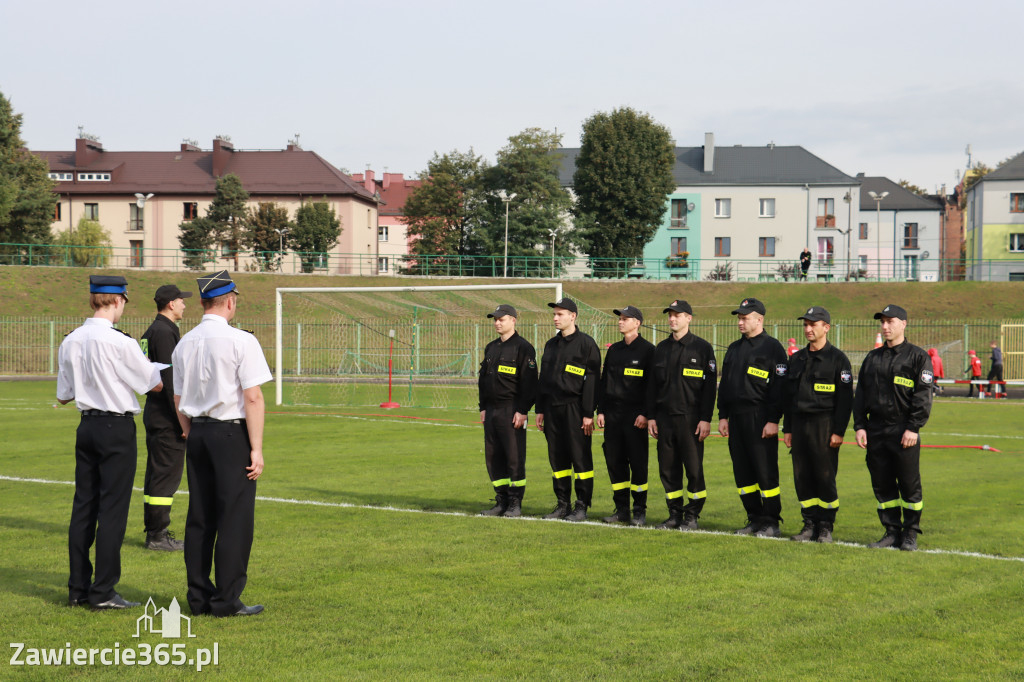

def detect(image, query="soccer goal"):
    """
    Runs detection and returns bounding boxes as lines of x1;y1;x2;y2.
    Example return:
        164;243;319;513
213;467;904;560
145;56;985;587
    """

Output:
274;283;563;408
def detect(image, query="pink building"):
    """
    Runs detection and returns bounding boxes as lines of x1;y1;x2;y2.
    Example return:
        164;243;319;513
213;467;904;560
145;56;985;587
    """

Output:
351;170;420;275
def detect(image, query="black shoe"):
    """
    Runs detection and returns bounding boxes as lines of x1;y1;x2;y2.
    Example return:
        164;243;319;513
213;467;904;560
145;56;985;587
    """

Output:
656;511;683;530
601;508;630;524
629;511;646;527
680;513;699;531
755;523;782;538
216;604;264;617
146;529;184;551
899;529;918;552
816;524;834;544
735;520;761;535
68;597;89;608
868;530;901;549
790;521;817;542
565;501;588;522
543;503;569;520
92;594;141;610
503;498;522;518
479;498;508;516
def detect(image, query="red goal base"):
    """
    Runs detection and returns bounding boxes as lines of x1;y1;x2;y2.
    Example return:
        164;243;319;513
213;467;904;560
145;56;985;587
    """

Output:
379;402;401;409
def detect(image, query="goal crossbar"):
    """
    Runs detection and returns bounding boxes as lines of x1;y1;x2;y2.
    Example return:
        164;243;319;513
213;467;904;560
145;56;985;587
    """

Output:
274;282;562;404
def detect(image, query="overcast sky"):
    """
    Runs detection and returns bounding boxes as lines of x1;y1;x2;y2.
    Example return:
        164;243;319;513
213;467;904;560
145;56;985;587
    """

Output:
3;0;1021;192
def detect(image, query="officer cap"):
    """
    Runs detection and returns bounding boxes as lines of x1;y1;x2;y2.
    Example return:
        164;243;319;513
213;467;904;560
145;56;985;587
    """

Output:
196;270;240;299
731;297;766;316
662;300;693;315
873;304;907;321
548;297;578;314
613;305;643;322
487;304;518;319
89;275;129;300
154;284;193;308
798;306;831;324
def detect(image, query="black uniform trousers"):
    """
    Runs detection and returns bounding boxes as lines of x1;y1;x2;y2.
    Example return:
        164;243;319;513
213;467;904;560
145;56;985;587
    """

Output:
601;408;649;513
143;420;186;533
184;421;257;617
865;423;923;533
483;402;526;502
544;402;594;507
655;413;706;517
68;414;137;605
789;414;839;525
727;406;782;524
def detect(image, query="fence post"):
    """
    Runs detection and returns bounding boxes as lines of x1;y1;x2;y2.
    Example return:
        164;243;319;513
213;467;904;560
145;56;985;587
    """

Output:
356;324;361;370
474;324;480;371
296;323;302;376
49;321;55;374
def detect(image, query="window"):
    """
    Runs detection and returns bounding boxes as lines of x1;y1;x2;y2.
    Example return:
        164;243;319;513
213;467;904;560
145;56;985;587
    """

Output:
759;237;776;257
904;255;919;280
130;240;144;268
670;236;687;255
670;199;688;228
129;204;143;231
48;172;73;181
759;198;775;218
183;202;198;220
378;225;389;242
1010;272;1024;282
715;237;731;257
219;242;231;256
84;203;99;220
314;253;328;269
1011;193;1024;213
378;257;389;273
715;198;731;218
817;236;834;264
859;255;868;271
816;198;835;227
77;172;111;181
903;223;919;249
54;202;61;221
1010;233;1024;252
859;222;868;240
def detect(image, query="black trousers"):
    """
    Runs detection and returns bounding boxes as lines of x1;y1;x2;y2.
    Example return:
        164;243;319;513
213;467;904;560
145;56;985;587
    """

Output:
68;415;137;605
185;421;257;617
987;365;1003;393
655;412;706;517
143;420;186;533
726;406;782;524
483;403;526;502
788;413;839;525
865;423;923;533
601;409;649;512
544;402;593;507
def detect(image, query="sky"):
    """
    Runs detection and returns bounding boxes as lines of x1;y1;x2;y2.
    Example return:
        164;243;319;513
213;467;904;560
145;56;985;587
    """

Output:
3;0;1022;193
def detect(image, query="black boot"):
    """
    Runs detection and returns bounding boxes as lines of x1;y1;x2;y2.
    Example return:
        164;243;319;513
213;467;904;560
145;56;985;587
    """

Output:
656;509;684;530
899;529;918;551
146;529;184;551
680;512;699;531
790;520;816;542
480;495;508;516
565;501;588;522
630;509;646;527
601;508;630;524
816;522;834;544
755;521;781;538
868;529;901;548
735;518;761;535
543;502;570;520
503;497;522;518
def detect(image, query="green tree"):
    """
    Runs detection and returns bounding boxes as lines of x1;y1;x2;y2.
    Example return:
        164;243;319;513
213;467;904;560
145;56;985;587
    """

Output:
898;179;927;196
572;107;676;274
246;202;294;271
52;217;113;266
290;200;341;273
0;90;57;260
178;217;218;270
177;173;249;271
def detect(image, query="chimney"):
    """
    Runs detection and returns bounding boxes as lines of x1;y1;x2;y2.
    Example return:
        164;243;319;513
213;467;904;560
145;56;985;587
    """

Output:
382;173;395;191
181;141;201;152
75;137;103;167
212;137;234;177
362;169;375;194
703;132;714;173
286;144;299;152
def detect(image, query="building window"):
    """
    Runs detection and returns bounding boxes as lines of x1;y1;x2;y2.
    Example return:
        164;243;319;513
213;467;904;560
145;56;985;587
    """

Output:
859;222;868;240
859;254;868;271
816;198;835;227
378;257;389;273
714;198;731;218
759;237;776;257
130;240;144;268
1011;194;1024;213
77;172;111;181
714;237;731;257
314;253;328;269
84;203;99;220
904;255;919;280
378;225;389;242
129;204;144;231
54;202;61;221
670;236;687;256
219;242;231;256
183;202;198;221
903;223;919;249
759;198;775;218
817;236;834;265
670;199;688;228
1010;233;1024;252
48;172;73;181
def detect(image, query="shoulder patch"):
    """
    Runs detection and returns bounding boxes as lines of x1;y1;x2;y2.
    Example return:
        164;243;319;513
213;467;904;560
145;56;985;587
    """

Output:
708;360;716;372
840;370;852;384
776;364;787;376
921;369;933;385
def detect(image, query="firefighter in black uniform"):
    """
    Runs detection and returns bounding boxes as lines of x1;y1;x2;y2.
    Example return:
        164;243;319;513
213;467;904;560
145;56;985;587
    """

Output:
140;284;193;551
853;304;933;552
478;304;538;518
717;297;788;537
647;300;717;530
536;297;601;522
595;305;654;526
781;306;852;544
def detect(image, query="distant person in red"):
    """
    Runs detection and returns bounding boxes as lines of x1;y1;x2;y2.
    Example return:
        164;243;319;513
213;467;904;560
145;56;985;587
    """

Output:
927;348;944;395
966;350;983;397
787;338;798;357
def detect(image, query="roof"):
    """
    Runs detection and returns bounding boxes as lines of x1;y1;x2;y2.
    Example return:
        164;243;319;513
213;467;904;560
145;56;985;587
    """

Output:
351;172;422;216
553;143;858;187
978;150;1024;181
858;176;942;211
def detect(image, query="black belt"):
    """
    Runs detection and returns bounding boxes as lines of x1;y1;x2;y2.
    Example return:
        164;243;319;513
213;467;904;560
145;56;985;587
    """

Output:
81;410;134;418
191;416;245;425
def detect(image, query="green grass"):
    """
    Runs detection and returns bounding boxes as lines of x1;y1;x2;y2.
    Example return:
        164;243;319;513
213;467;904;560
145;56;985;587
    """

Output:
2;380;1024;679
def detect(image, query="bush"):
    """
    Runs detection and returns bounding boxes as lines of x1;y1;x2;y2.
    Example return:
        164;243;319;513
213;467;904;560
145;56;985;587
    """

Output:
51;218;113;266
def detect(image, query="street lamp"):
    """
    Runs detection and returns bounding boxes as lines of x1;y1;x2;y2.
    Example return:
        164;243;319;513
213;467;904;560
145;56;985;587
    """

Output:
868;190;888;279
274;228;289;272
549;229;558;278
841;191;853;281
496;190;517;278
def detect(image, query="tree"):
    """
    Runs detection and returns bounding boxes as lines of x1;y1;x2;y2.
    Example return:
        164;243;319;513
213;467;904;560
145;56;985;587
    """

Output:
898;179;927;196
52;217;113;266
572;108;676;274
178;217;218;270
177;173;249;271
0;90;57;259
246;202;294;271
290;200;341;273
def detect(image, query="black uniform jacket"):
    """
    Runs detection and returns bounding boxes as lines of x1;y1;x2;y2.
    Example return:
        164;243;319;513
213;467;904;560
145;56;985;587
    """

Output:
853;339;933;433
646;331;717;422
596;333;655;418
477;331;538;414
717;331;788;422
782;341;854;437
141;314;180;427
536;328;601;415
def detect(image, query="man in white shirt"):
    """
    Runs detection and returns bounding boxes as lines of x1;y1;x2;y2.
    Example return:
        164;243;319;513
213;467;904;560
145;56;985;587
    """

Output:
57;275;163;609
173;270;272;617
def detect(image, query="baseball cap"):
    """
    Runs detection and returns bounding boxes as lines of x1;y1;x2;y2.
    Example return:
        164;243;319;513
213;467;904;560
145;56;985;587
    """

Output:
613;305;643;322
548;298;578;314
873;304;907;321
487;304;518;319
731;297;766;316
798;306;831;324
662;300;693;315
154;284;193;308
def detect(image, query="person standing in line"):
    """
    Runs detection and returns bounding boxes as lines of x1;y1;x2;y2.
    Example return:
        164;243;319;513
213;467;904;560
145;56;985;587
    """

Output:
173;271;272;617
57;275;163;609
987;341;1004;396
781;306;853;544
926;348;945;396
646;300;717;531
477;304;538;518
853;304;933;552
799;248;812;280
536;297;602;522
717;297;788;537
595;306;655;526
140;284;193;551
966;350;982;397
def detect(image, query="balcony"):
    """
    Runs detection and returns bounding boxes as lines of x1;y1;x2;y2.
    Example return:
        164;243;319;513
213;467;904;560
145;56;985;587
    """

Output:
127;219;144;232
815;215;836;228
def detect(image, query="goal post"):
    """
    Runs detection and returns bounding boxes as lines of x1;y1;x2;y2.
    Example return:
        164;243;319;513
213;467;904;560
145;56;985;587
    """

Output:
274;282;562;406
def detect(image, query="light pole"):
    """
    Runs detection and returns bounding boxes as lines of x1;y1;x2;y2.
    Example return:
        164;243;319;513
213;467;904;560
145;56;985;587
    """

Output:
496;190;517;278
549;229;557;278
842;190;853;280
274;228;289;272
868;190;888;279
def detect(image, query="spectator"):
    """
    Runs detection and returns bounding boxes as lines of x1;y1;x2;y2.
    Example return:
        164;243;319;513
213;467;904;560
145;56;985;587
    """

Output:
987;341;1004;396
927;348;944;395
799;248;812;280
967;350;982;398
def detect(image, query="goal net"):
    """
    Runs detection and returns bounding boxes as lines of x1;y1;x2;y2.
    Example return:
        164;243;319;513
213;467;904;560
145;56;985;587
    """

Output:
275;283;563;409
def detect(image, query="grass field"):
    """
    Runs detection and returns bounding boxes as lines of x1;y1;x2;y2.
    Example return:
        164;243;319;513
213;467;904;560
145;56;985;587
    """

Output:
2;380;1024;679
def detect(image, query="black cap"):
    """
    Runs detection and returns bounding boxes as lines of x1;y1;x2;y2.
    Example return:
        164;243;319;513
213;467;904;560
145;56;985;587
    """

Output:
89;275;129;300
798;306;831;324
731;297;766;316
487;304;518;319
873;304;907;321
154;284;193;308
548;298;578;314
196;270;239;299
663;299;693;315
613;305;643;322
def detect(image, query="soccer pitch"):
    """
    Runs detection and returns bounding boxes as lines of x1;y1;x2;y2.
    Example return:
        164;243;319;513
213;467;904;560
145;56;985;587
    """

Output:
2;380;1023;679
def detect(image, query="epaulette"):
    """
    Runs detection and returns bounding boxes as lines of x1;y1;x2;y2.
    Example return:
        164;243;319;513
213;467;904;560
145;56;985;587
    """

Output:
113;327;133;339
64;330;73;337
241;328;256;335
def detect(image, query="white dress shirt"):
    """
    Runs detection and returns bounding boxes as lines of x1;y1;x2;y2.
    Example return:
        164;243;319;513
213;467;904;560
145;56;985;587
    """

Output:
56;318;162;414
172;314;273;420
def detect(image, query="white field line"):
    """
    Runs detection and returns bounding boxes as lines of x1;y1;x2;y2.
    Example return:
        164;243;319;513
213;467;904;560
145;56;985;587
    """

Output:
2;474;1022;564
